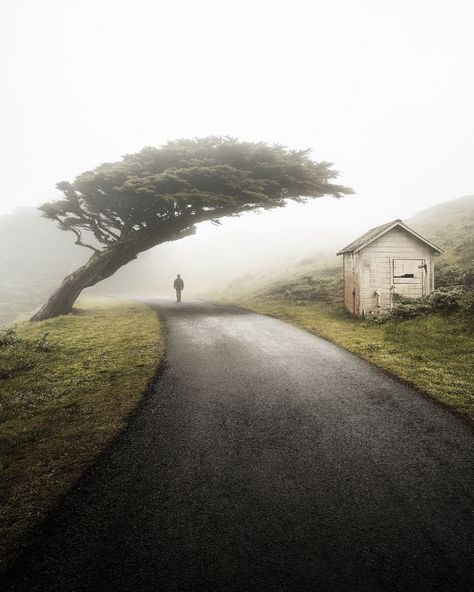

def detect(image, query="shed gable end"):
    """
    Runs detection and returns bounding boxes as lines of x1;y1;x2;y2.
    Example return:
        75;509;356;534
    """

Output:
339;222;439;317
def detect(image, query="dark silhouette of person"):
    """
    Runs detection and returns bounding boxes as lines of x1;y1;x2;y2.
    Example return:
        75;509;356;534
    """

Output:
173;274;184;302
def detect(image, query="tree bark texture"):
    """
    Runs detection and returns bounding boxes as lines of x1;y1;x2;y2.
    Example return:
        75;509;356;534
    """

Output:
30;242;139;321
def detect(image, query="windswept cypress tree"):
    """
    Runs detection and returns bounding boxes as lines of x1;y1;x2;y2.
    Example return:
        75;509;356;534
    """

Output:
32;137;352;321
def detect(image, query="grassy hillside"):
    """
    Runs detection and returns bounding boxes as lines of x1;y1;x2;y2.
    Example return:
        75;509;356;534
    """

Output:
222;251;342;304
0;298;164;571
227;194;474;305
408;194;474;267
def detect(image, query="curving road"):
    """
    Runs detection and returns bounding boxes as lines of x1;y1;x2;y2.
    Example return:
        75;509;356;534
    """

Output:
3;300;474;591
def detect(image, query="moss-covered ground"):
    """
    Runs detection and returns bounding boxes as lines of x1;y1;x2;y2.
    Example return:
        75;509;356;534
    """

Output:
0;298;164;571
234;299;474;421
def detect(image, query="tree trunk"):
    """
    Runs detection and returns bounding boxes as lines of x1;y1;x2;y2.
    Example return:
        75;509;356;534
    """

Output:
31;224;197;322
30;242;139;321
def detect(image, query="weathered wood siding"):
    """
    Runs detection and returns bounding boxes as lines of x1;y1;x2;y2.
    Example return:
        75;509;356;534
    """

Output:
343;252;357;313
342;227;436;316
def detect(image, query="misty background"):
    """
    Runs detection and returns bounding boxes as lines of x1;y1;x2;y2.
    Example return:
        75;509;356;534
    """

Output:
1;0;473;321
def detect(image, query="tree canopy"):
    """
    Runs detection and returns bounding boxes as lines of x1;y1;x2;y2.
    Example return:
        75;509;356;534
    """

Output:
32;137;352;321
40;137;352;252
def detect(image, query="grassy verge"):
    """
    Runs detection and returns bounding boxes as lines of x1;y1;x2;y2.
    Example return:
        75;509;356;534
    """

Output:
234;298;474;421
0;297;164;571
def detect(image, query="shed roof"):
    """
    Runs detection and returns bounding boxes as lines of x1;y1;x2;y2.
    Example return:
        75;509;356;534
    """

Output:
336;219;443;255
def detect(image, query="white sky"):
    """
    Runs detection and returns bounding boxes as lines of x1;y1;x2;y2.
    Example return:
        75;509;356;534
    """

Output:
1;0;473;259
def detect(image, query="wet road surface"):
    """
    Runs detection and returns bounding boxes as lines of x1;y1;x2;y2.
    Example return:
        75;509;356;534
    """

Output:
2;300;474;591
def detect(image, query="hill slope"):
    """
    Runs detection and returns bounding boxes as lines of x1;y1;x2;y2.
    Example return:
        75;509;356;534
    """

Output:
0;209;88;325
408;194;474;266
229;194;474;303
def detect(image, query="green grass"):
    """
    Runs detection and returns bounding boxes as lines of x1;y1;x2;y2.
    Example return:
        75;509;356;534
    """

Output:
234;298;474;421
0;297;165;571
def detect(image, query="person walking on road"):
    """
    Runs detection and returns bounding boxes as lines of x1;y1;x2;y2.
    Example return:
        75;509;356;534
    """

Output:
173;274;184;302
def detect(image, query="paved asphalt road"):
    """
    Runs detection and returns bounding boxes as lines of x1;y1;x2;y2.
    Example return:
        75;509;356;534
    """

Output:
3;300;474;591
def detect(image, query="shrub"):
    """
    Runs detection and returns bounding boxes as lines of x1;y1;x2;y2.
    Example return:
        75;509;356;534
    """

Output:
367;287;464;323
34;331;52;352
429;287;463;312
463;265;474;291
460;290;474;321
435;262;465;288
0;328;55;351
0;328;20;347
389;294;432;320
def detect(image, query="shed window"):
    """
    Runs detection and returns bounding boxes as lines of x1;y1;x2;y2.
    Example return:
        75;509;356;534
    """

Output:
393;259;423;283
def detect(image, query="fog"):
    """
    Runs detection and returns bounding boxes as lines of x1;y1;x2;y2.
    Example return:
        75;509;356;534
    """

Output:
1;0;473;307
91;197;349;297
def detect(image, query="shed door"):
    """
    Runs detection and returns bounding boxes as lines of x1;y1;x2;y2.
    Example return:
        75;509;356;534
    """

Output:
392;259;426;298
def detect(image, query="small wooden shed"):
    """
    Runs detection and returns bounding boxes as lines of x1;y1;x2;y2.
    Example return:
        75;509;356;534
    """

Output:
337;219;443;317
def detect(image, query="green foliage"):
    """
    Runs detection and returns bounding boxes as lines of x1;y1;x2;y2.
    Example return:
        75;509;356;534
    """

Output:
463;265;474;290
435;261;466;288
429;287;464;312
460;291;474;319
0;328;53;353
368;288;465;324
0;328;19;347
385;256;474;324
29;138;352;321
41;137;352;251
